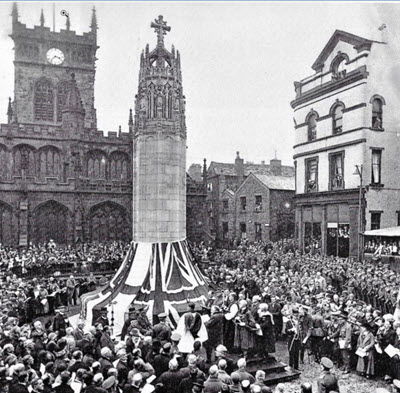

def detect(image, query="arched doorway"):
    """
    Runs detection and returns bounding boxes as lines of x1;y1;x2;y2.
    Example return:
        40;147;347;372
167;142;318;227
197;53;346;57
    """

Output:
88;202;131;242
0;202;13;246
31;200;70;245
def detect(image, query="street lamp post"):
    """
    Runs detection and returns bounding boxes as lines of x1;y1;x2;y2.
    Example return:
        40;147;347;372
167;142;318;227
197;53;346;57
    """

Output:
354;165;363;261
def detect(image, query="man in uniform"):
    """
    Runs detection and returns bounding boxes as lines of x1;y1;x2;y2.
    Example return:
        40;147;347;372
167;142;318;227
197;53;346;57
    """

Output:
152;313;172;345
338;311;352;373
95;307;109;327
121;306;138;340
317;357;339;393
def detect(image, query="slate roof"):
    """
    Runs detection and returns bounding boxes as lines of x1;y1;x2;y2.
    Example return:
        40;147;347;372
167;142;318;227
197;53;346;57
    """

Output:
252;173;295;191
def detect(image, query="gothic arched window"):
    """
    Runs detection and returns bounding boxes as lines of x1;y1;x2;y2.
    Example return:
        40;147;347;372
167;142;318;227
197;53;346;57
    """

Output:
34;78;54;121
56;80;71;122
0;145;8;180
307;112;318;141
38;146;61;179
13;145;36;177
110;151;129;181
86;150;107;180
332;103;344;134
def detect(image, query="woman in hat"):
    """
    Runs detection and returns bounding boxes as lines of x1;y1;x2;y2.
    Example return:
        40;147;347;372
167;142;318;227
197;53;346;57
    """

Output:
256;303;275;358
234;300;257;356
376;315;396;380
356;322;375;378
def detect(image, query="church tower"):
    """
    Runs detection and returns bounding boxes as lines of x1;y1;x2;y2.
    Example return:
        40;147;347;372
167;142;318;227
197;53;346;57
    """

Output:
133;15;187;242
9;4;98;129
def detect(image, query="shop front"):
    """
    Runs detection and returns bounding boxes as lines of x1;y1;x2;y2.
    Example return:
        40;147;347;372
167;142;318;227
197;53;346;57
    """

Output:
295;190;360;257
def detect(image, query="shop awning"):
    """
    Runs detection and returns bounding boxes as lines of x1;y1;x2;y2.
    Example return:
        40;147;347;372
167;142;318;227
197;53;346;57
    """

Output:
363;226;400;237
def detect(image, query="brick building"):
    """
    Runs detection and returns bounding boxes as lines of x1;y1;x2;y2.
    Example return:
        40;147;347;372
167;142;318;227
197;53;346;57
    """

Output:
206;152;295;246
0;5;206;246
292;30;400;257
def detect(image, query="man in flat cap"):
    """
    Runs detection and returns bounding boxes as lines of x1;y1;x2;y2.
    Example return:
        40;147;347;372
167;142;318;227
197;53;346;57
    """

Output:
317;357;339;393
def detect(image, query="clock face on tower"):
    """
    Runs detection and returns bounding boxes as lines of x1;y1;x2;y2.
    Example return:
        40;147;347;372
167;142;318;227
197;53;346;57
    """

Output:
46;48;65;65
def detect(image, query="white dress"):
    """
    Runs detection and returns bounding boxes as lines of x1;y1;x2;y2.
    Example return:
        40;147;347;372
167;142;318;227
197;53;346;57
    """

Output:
174;313;208;353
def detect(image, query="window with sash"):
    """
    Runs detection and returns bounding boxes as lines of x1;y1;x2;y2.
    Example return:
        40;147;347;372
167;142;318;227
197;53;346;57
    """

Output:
372;98;383;129
371;149;382;185
305;158;318;193
332;104;344;134
329;152;344;190
307;113;317;141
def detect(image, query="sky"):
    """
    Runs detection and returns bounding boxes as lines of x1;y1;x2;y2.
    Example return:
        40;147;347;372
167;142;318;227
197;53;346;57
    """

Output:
0;1;399;168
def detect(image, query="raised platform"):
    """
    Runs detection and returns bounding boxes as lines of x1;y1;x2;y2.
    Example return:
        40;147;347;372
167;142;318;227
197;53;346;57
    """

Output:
227;353;301;385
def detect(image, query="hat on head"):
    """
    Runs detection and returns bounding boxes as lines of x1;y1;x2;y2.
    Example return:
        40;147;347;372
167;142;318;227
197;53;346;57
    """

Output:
321;357;333;370
158;312;167;319
162;342;171;351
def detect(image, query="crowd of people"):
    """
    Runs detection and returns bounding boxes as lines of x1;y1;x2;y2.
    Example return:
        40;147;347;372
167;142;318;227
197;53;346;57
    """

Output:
364;239;400;256
0;241;129;277
0;241;130;322
0;239;399;393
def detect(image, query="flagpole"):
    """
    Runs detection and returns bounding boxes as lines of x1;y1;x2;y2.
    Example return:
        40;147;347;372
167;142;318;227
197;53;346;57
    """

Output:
52;3;55;32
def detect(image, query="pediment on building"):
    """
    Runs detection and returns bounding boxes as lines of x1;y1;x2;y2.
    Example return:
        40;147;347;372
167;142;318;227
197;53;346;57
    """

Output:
311;30;375;72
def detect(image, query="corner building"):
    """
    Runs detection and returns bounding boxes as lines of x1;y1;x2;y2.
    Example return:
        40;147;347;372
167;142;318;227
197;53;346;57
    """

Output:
292;30;400;257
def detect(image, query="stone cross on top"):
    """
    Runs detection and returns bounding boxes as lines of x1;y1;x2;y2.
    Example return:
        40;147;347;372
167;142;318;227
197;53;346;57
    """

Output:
151;15;171;47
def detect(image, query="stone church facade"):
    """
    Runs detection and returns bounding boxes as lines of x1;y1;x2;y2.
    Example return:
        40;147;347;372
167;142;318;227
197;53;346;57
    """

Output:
0;5;206;246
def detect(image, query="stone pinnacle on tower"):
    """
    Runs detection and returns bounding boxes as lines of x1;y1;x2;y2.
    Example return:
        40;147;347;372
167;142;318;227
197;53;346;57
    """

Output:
11;2;18;25
40;9;45;27
128;108;133;133
7;97;13;124
90;7;98;34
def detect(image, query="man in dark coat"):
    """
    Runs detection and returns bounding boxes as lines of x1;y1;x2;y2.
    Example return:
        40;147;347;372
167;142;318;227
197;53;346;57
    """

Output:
317;357;340;393
152;313;172;344
157;359;183;393
52;308;68;338
153;343;172;377
95;308;109;328
204;305;225;362
9;372;29;393
185;303;202;339
121;308;138;341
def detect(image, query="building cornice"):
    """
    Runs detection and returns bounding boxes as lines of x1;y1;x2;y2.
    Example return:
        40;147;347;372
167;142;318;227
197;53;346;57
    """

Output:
293;127;366;149
291;66;368;109
293;138;366;159
294;187;359;205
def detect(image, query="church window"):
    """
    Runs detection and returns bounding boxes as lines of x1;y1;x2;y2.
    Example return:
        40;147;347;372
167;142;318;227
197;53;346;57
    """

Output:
13;145;36;177
110;152;129;181
38;147;61;179
34;78;54;121
87;151;107;180
56;81;71;122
